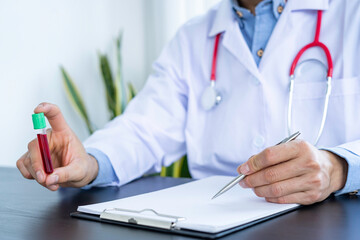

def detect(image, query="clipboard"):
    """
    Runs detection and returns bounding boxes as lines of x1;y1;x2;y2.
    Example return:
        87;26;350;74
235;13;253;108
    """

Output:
71;176;300;239
71;206;299;239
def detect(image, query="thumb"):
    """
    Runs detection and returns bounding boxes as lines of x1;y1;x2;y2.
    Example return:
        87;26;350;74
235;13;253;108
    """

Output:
46;164;81;186
34;102;69;132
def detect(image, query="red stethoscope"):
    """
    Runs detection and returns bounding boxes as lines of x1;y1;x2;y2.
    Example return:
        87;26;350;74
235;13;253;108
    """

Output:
201;10;333;145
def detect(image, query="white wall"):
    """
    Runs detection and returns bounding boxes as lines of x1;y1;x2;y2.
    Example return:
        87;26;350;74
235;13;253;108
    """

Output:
144;0;221;75
0;0;146;167
0;0;220;167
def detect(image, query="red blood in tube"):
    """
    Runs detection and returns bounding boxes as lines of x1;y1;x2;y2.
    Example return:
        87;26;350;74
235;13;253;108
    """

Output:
37;134;53;174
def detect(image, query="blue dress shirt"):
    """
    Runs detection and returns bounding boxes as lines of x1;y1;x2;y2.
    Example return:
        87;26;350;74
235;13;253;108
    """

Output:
232;0;285;65
83;148;119;188
85;0;359;195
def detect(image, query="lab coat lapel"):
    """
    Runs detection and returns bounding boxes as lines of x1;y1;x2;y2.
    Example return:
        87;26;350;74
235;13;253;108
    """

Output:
259;0;330;73
222;22;261;80
258;1;294;71
209;0;261;80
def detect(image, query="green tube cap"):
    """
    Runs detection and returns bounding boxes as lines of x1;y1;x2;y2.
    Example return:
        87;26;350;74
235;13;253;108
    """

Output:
32;113;46;129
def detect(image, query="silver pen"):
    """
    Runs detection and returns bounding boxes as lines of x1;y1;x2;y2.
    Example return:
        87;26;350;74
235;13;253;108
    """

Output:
211;131;301;200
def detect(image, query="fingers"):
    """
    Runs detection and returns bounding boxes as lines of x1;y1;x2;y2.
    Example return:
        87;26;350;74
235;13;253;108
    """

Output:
235;140;337;205
265;192;308;204
18;102;84;191
17;136;62;191
18;140;71;191
253;176;326;205
265;190;323;205
252;176;310;199
16;153;33;179
46;164;83;187
48;184;60;191
34;102;69;133
22;139;46;185
238;140;312;175
240;157;306;188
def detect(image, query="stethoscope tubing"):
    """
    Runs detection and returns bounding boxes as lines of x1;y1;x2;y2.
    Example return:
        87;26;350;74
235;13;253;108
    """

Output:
206;10;333;146
290;11;333;78
288;10;333;145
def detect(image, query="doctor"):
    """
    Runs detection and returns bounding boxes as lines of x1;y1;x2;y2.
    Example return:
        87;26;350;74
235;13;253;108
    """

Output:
17;0;360;205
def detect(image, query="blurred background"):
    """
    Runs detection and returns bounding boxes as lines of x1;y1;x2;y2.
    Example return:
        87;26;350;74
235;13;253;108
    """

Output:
0;0;220;167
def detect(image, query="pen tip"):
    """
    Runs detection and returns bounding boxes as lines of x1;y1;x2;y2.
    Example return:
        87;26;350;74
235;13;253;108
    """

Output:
211;194;219;200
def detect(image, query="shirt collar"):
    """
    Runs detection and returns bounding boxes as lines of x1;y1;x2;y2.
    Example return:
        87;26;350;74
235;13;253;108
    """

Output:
231;0;286;19
208;0;330;37
209;0;287;37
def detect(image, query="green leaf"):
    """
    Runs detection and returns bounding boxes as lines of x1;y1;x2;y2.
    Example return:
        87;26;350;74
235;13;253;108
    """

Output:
165;163;174;177
160;166;167;177
99;54;117;119
179;156;191;178
60;66;94;134
115;31;126;115
159;156;191;178
172;159;182;178
127;82;136;103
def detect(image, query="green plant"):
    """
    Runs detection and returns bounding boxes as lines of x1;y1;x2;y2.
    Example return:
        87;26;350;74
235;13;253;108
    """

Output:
61;32;190;178
61;67;95;134
160;156;191;178
62;32;135;134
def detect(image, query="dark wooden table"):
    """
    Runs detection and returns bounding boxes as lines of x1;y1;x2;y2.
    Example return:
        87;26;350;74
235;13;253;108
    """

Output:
1;167;359;240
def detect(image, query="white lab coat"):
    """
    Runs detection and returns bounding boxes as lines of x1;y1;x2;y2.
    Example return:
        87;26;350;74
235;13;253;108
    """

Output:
84;0;360;188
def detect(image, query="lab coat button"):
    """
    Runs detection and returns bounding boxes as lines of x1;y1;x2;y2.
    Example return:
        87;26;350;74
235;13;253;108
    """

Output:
236;10;243;18
253;135;265;148
277;5;284;14
257;49;264;57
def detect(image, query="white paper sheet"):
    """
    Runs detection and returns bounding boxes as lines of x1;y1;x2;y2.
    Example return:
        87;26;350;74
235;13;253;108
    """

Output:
78;176;299;233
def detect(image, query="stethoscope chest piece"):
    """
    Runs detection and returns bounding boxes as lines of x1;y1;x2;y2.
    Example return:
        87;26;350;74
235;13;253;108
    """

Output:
202;33;222;111
201;83;222;111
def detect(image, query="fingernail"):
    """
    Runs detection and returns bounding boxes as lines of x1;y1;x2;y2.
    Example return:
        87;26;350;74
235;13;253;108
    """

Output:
48;174;59;185
240;164;250;174
36;171;44;182
36;103;44;109
239;181;248;188
48;184;58;191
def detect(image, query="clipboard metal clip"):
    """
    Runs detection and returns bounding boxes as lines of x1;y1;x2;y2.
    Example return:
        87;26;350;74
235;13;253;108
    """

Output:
100;208;186;230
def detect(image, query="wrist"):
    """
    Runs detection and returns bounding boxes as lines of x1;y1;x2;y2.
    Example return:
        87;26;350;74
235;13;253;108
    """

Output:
322;150;348;192
86;154;99;185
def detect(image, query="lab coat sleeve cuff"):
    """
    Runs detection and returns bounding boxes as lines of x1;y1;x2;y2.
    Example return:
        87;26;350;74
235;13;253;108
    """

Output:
321;147;360;196
82;148;120;189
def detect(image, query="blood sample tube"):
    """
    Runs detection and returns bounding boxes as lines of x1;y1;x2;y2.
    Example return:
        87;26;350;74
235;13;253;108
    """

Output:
32;113;53;174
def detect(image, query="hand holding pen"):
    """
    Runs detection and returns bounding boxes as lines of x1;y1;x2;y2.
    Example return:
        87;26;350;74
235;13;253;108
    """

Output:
213;131;348;205
212;132;300;199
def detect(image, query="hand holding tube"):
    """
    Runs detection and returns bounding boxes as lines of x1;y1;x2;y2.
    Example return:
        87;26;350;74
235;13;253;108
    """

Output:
17;103;99;191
